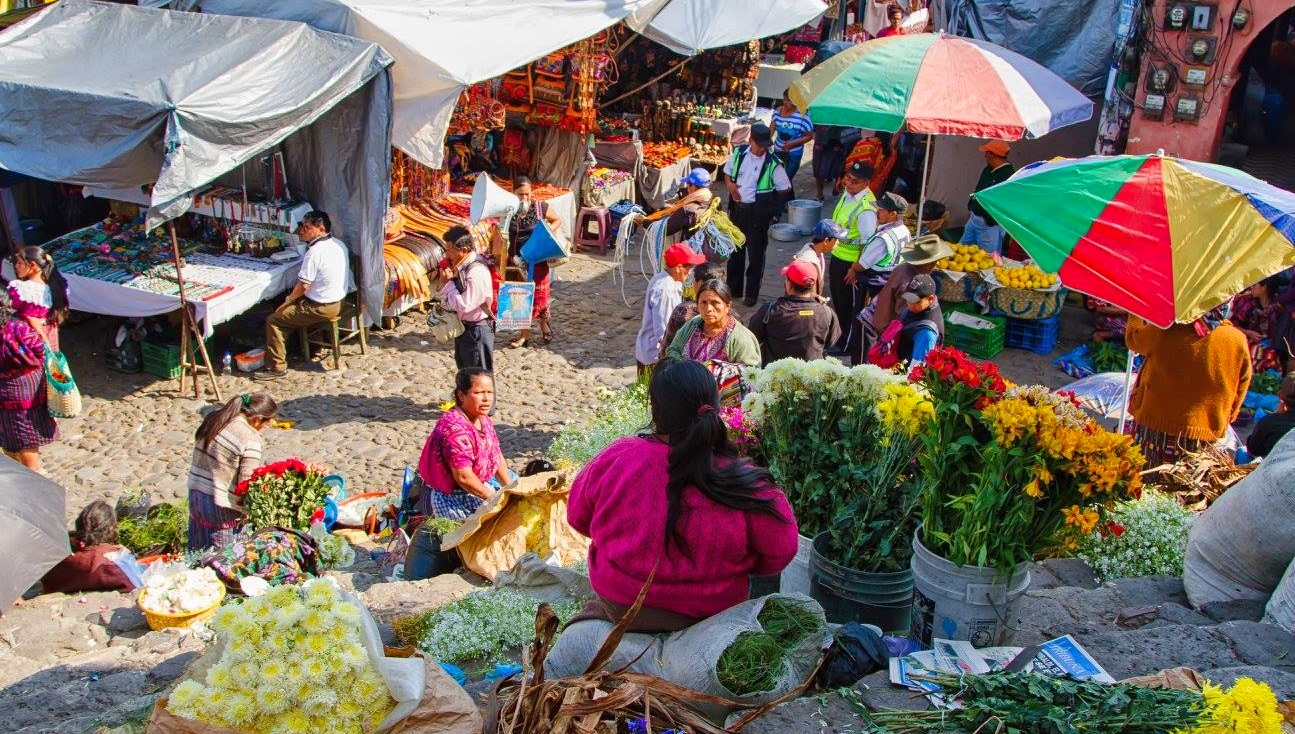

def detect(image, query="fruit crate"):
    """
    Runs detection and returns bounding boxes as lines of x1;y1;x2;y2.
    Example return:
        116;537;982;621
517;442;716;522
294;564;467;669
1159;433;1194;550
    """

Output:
140;339;210;379
943;310;1005;360
1005;314;1060;355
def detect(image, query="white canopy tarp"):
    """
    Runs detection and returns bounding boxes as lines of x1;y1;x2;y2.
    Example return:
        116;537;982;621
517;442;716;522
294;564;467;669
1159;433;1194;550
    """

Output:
0;0;394;318
626;0;827;57
195;0;827;168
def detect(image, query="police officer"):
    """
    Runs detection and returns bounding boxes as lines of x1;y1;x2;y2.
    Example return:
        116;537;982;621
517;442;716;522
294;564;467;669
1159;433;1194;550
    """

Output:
723;123;793;306
748;260;841;365
826;160;878;355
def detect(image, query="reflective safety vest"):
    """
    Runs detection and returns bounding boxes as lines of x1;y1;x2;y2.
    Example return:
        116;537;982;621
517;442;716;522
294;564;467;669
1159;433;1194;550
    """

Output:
728;146;785;196
829;190;877;263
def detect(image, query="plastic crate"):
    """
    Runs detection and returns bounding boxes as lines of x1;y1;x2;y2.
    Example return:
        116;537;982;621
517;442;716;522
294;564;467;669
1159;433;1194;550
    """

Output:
140;339;210;379
944;311;1005;360
1005;314;1060;355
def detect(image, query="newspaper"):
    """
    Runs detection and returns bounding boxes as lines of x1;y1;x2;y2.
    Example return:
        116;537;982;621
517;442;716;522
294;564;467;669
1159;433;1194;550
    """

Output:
890;635;1114;701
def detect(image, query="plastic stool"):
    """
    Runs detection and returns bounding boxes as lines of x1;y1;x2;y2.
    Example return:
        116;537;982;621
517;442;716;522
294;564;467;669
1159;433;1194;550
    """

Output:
574;206;612;255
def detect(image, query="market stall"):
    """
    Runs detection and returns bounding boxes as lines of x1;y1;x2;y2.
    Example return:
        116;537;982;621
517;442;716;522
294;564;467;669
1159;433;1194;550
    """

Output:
755;56;807;101
0;1;393;322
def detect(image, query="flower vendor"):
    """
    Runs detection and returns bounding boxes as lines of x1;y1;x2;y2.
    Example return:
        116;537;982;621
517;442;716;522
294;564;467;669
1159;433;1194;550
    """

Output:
187;392;278;551
41;500;136;594
1086;296;1128;344
635;243;706;375
415;368;513;521
549;359;797;672
664;279;762;367
1126;306;1252;466
506;177;562;348
1248;372;1295;459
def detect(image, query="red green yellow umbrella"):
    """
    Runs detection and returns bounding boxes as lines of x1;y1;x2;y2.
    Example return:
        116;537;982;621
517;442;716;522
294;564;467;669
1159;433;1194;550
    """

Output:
974;153;1295;327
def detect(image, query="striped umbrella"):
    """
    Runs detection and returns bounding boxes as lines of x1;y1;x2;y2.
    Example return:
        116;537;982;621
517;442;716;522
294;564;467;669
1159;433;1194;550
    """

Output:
974;153;1295;328
787;32;1093;221
787;32;1093;139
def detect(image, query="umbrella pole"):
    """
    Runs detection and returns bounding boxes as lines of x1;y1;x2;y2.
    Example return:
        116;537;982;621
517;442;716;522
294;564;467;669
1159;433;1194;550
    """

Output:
168;221;222;402
1117;346;1135;434
914;134;933;233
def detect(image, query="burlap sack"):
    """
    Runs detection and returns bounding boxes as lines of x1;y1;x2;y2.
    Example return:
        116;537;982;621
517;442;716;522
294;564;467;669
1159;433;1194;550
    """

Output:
145;655;479;734
440;470;590;581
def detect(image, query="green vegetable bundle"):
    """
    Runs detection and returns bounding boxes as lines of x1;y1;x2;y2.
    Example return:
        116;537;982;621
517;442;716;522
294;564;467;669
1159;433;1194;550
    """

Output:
716;598;823;696
117;500;188;555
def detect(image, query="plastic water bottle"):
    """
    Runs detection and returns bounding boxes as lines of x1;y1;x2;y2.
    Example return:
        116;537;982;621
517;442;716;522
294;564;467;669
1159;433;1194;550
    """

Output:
222;351;233;376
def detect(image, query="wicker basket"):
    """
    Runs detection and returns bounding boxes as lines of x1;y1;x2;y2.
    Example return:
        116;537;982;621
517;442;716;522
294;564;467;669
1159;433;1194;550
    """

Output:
987;286;1068;320
933;269;984;303
138;586;226;631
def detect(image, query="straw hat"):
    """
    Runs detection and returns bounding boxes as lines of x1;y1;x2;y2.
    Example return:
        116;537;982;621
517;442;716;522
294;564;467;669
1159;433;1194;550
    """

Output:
902;234;955;265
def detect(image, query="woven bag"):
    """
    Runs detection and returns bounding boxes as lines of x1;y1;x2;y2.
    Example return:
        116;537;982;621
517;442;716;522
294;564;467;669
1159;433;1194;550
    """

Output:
43;339;81;418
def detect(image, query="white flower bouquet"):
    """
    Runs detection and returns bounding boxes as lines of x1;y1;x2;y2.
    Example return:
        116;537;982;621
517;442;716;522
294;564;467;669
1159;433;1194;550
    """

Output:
167;579;396;733
1076;489;1194;582
309;522;356;570
138;564;224;615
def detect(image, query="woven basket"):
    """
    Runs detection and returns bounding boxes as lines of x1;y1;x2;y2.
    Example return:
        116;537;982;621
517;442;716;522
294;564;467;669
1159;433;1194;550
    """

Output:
933;269;983;303
987;286;1067;320
138;586;226;631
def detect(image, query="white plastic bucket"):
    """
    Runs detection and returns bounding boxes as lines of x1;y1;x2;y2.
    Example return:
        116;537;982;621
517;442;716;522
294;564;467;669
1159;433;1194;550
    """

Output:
909;532;1030;647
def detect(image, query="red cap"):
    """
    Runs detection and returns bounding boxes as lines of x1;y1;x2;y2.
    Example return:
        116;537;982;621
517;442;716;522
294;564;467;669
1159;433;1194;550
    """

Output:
663;243;706;268
782;259;818;286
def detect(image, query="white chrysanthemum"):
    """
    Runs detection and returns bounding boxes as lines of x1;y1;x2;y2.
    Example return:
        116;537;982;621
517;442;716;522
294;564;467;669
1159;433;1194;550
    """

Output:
229;659;257;683
302;656;330;682
338;642;368;670
222;691;256;728
260;659;287;680
263;631;293;654
264;584;299;608
335;698;365;723
224;634;255;661
302;578;339;607
210;604;240;634
298;631;330;657
205;661;235;690
304;688;338;711
167;679;205;714
330;600;363;626
254;683;291;715
282;661;308;688
274;710;312;734
272;604;307;630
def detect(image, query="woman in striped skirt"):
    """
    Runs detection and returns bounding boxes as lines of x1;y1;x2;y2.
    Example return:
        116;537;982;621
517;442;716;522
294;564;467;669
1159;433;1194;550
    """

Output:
0;307;56;472
187;392;278;551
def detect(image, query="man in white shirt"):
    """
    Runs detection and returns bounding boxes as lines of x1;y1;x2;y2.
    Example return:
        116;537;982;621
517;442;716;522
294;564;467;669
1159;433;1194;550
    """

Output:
845;192;912;301
259;210;352;379
635;243;705;375
793;219;847;298
439;225;496;372
723;123;793;307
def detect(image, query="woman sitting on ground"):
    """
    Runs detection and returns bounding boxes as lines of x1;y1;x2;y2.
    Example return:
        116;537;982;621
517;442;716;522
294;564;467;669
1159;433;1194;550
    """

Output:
548;359;797;676
416;367;514;521
664;280;762;367
187;392;278;551
41;500;136;594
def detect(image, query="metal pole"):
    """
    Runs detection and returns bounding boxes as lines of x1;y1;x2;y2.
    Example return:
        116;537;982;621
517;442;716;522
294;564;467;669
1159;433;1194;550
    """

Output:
914;134;933;234
1117;346;1135;434
167;221;222;402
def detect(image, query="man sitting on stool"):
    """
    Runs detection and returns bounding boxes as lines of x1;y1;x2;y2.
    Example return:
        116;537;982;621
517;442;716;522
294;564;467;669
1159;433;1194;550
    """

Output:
724;123;793;307
258;210;351;380
748;260;841;364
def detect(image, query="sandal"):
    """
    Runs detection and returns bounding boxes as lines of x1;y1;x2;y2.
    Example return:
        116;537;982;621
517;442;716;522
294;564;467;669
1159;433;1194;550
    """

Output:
541;331;555;344
508;335;529;348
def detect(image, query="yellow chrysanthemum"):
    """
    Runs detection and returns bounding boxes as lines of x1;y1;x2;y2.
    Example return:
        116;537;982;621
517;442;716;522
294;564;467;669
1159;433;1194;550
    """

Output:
274;710;312;734
255;684;291;715
1188;677;1283;734
299;632;330;657
205;662;234;690
264;584;299;608
167;680;205;713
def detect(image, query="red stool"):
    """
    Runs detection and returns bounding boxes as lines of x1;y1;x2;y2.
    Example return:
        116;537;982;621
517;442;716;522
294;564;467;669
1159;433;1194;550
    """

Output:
574;206;612;255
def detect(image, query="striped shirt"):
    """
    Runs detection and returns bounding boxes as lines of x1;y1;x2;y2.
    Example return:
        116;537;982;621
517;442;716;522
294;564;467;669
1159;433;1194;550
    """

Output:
188;416;262;510
771;111;814;153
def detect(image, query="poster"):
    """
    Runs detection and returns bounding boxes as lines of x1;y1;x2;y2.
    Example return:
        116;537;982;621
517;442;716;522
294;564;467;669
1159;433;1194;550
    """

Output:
495;281;535;332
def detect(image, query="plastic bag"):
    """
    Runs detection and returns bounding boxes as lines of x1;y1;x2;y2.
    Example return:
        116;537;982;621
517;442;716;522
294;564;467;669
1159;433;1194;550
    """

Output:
545;593;826;719
440;470;589;582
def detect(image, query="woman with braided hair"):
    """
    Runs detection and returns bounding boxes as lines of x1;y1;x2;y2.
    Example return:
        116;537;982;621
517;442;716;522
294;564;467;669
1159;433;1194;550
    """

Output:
187;392;278;551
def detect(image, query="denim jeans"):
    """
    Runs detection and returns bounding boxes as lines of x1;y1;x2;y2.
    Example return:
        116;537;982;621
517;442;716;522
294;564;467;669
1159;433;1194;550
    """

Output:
404;521;459;581
959;213;1006;254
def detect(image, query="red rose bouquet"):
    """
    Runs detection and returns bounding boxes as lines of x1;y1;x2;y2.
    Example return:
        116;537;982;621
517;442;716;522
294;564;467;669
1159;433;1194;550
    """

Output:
235;458;330;531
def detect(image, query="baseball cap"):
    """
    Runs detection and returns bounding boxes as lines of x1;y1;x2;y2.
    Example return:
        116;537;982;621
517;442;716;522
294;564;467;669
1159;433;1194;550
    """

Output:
812;219;847;241
877;192;910;213
979;140;1012;157
782;259;818;286
663;243;706;269
845;160;875;180
749;123;774;147
901;274;937;302
680;168;712;188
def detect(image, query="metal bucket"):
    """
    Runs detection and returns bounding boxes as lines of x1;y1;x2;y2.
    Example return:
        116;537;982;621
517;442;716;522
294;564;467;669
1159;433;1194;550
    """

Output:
787;199;823;235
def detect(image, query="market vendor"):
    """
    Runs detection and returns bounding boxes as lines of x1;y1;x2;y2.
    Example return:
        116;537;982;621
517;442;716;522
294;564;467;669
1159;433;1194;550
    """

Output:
961;141;1016;255
548;359;797;674
826;161;879;355
40;501;136;594
507;177;563;348
1248;372;1295;459
724;123;793;306
259;210;351;380
893;274;943;366
1126;307;1252;467
664;168;716;239
659;262;726;361
415;368;513;521
187;392;279;551
9;245;70;351
856;234;953;364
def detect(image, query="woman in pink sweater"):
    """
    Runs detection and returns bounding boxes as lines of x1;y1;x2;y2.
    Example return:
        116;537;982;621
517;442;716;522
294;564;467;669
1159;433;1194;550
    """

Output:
566;358;799;630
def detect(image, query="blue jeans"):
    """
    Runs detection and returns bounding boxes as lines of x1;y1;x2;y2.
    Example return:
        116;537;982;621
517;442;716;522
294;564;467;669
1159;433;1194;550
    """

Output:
960;213;1005;254
783;149;804;179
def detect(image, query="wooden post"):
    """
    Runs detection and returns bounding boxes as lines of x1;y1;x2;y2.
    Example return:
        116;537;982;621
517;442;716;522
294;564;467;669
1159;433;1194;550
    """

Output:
167;221;222;402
